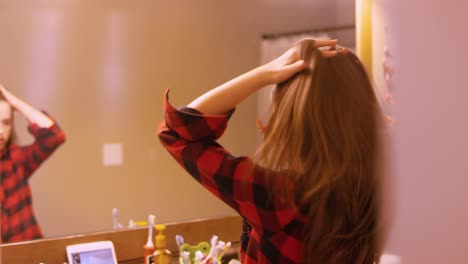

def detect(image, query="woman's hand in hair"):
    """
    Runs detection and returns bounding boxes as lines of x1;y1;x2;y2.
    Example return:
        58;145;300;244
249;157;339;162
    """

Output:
0;85;14;105
186;39;338;115
260;47;307;85
0;85;26;111
0;84;54;128
261;39;337;85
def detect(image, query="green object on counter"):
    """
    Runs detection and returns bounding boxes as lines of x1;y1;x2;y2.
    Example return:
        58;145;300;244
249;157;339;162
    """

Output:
179;241;210;263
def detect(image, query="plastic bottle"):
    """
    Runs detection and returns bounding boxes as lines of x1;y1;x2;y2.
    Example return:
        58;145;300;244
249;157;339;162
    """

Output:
149;224;172;264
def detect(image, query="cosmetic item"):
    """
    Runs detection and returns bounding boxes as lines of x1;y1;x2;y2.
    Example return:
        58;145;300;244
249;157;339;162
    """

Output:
150;224;172;264
180;241;211;264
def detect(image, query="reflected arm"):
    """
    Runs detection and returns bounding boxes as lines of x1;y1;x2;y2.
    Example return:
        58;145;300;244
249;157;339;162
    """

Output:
0;85;54;128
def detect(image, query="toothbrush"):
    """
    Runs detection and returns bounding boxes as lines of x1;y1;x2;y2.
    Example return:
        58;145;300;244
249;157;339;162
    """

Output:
145;214;156;246
175;234;185;261
143;214;156;264
208;244;223;262
218;241;232;260
194;250;205;264
175;234;185;250
206;235;218;259
112;208;124;229
211;241;225;260
112;208;118;229
128;219;136;228
180;251;189;264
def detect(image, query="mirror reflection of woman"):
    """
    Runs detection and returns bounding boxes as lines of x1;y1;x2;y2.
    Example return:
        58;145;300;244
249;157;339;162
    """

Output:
0;85;65;243
158;39;383;263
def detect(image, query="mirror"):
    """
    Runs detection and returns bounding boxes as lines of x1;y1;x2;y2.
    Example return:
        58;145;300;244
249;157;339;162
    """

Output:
0;0;355;242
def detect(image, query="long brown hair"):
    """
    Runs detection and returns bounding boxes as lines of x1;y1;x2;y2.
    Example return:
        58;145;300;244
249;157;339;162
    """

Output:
255;39;383;263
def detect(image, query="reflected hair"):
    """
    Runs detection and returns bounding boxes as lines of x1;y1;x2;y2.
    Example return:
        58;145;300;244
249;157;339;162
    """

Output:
255;39;383;263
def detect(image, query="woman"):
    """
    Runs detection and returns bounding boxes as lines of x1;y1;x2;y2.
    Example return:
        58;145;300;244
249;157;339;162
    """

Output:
158;39;383;263
0;85;65;243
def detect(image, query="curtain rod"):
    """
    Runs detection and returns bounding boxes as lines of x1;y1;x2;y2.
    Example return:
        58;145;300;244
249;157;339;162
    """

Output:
262;24;355;40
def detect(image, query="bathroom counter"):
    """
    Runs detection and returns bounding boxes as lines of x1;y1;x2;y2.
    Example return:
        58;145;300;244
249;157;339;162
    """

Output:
120;243;240;264
0;215;242;264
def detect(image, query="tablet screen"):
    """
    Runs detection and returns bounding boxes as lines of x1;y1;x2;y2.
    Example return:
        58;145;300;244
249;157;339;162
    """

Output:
67;241;117;264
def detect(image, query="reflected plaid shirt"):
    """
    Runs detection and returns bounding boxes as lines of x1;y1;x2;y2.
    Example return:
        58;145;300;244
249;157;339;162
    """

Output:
158;90;307;263
0;120;65;242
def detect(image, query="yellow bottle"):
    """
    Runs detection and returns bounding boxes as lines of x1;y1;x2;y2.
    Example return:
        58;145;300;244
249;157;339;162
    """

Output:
150;224;172;264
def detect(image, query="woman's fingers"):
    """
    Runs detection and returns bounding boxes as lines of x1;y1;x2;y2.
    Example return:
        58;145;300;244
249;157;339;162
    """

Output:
321;50;340;58
0;85;7;99
286;39;340;63
282;47;301;64
285;60;306;72
314;39;338;48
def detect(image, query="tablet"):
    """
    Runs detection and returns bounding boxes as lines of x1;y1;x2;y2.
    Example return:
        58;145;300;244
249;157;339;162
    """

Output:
66;240;118;264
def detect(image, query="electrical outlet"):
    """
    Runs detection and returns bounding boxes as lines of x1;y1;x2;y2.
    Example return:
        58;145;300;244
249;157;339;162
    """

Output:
102;143;123;167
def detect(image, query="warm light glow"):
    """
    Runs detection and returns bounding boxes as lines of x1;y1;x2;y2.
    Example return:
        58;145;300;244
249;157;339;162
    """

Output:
26;10;62;103
99;10;127;120
356;0;373;74
102;11;125;96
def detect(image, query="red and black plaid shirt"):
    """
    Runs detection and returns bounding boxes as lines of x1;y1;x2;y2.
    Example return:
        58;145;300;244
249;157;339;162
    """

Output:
158;90;306;263
0;118;65;243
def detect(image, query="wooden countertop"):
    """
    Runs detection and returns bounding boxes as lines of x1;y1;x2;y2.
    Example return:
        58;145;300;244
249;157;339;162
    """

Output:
0;215;242;264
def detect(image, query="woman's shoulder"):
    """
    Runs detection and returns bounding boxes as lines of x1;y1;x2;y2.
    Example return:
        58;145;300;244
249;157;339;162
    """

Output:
1;144;19;161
